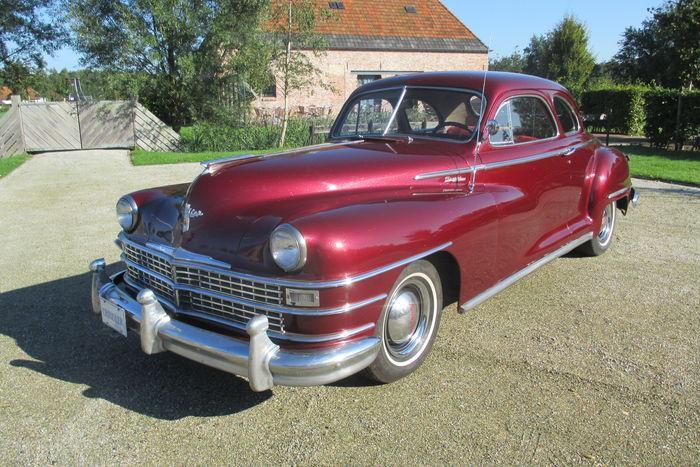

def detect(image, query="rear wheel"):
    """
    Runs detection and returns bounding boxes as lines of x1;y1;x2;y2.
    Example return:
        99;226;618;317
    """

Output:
578;201;616;256
363;260;443;384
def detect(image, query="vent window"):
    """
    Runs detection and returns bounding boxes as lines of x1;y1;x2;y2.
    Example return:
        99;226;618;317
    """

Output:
404;5;417;13
329;1;345;9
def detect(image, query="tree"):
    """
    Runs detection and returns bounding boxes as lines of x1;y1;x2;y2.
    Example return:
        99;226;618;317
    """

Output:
489;49;525;73
612;0;699;90
264;0;331;147
523;16;596;97
0;0;67;93
68;0;269;130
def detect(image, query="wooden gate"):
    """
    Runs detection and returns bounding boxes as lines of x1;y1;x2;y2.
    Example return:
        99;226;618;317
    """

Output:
20;102;81;152
78;101;135;149
0;95;181;157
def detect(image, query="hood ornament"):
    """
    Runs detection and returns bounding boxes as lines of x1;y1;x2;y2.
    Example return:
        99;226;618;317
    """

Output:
182;203;204;232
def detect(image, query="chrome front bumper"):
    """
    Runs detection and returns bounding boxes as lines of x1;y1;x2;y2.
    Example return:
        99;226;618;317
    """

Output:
89;259;380;392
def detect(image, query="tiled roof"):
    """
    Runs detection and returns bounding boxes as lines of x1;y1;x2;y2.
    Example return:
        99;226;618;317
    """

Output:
273;0;487;53
322;34;486;53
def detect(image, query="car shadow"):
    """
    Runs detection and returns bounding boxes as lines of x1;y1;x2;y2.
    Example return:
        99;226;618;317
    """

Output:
1;262;271;420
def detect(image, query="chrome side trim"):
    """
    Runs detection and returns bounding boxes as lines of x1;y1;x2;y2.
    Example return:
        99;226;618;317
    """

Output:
119;233;452;289
311;241;454;288
123;256;388;316
414;167;476;181
414;141;595;180
460;232;594;313
479;148;563;170
608;187;629;200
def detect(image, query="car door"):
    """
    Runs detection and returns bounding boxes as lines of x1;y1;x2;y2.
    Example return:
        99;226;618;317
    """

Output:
476;92;571;278
550;94;594;234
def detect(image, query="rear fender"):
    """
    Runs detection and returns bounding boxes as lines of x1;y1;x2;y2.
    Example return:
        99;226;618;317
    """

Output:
587;146;631;228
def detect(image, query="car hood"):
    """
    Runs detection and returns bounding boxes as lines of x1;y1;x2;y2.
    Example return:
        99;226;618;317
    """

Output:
140;139;468;272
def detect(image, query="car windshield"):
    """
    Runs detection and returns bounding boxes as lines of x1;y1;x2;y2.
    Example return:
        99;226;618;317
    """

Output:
333;87;483;142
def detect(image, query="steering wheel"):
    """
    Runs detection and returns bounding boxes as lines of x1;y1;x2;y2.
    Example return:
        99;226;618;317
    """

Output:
434;121;472;135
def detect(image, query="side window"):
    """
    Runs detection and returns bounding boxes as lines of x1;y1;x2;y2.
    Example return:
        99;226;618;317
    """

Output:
404;98;440;131
554;97;580;134
490;96;558;145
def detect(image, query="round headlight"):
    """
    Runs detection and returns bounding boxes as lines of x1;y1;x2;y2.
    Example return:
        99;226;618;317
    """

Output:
116;196;138;232
270;224;307;272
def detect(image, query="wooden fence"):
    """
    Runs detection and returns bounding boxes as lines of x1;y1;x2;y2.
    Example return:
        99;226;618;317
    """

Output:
0;95;180;157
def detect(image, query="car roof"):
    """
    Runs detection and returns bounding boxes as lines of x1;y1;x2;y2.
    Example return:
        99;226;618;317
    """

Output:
351;71;569;98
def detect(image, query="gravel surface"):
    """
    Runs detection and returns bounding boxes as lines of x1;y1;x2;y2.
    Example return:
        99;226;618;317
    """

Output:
0;150;698;464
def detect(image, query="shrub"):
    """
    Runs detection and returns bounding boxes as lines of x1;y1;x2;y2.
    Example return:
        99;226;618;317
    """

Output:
581;86;648;135
182;118;329;152
644;89;700;148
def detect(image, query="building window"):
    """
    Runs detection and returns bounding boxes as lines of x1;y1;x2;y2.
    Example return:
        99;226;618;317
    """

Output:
357;74;382;87
329;1;345;9
404;5;417;13
262;76;276;98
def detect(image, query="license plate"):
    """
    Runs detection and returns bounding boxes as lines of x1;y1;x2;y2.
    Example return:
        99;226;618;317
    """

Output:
100;298;128;337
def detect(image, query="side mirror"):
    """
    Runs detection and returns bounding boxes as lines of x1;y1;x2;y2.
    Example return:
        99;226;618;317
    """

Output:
484;120;500;139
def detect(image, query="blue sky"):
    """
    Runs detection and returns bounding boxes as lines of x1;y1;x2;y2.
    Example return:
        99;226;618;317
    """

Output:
44;0;663;70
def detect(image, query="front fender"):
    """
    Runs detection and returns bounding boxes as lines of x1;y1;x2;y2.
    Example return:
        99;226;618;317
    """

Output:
292;198;454;280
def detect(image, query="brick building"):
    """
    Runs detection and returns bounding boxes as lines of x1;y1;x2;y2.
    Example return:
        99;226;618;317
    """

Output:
256;0;488;119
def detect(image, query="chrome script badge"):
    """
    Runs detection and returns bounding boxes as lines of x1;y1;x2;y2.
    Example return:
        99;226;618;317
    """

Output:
182;203;204;232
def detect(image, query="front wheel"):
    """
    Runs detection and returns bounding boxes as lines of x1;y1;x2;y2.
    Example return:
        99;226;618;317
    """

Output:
363;260;443;384
578;201;617;256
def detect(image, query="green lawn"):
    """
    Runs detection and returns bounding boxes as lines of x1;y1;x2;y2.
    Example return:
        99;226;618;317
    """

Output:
130;149;277;166
620;145;700;186
0;154;29;178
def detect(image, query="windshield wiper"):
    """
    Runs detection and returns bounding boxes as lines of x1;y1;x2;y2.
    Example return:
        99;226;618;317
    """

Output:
343;134;408;143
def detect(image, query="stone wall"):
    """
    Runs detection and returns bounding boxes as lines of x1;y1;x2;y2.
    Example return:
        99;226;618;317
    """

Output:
254;49;489;120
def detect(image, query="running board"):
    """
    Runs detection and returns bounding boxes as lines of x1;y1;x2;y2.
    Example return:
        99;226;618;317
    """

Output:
459;232;594;313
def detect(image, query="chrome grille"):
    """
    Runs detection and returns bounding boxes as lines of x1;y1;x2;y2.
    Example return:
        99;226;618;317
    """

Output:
174;266;283;304
126;264;175;302
179;290;285;334
123;242;172;277
122;240;286;333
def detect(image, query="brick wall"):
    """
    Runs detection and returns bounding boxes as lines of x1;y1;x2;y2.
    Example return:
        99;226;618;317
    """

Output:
255;49;489;119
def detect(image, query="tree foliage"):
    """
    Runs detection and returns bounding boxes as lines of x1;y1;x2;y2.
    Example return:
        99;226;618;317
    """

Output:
68;0;270;130
612;0;699;90
262;0;331;147
489;49;525;73
523;16;595;97
0;0;67;93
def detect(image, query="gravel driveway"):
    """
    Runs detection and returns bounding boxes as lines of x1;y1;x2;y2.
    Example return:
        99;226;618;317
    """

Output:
0;150;698;464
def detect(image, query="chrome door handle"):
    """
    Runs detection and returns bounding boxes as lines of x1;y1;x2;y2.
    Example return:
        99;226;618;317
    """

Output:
562;146;577;156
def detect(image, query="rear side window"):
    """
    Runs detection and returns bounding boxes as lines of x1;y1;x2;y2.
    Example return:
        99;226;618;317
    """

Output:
554;97;580;134
490;96;557;145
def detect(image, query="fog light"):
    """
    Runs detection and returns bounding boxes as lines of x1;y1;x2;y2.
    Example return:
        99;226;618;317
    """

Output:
285;288;320;307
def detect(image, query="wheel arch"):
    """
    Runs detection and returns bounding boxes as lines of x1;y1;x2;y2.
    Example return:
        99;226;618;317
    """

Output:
425;250;461;308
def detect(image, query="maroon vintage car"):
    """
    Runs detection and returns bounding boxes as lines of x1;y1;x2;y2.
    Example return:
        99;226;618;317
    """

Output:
90;72;638;391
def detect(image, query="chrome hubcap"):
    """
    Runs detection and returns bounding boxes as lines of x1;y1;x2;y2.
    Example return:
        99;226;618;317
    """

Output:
384;276;436;363
387;290;420;345
598;202;614;245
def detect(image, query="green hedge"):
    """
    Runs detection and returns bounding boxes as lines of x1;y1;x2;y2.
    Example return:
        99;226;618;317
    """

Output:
581;86;648;135
182;118;328;152
644;89;700;148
